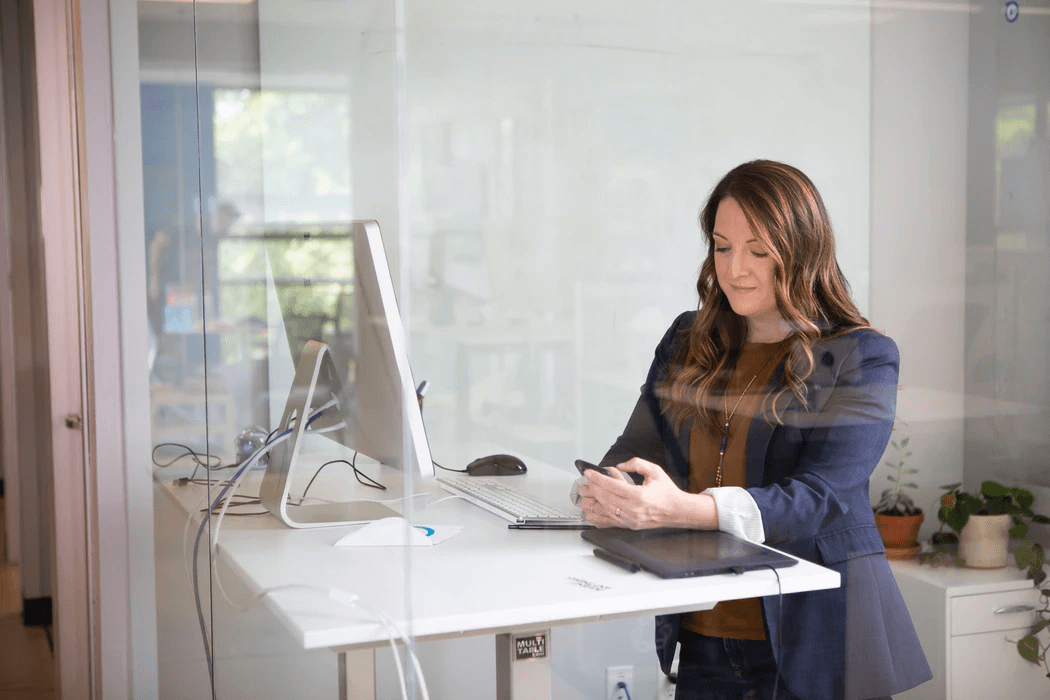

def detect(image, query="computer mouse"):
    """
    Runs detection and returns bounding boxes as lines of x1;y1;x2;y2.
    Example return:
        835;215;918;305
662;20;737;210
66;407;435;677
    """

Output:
465;454;527;476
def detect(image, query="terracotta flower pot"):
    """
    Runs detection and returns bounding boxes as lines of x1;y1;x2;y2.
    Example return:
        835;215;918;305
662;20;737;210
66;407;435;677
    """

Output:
874;512;924;559
958;513;1011;568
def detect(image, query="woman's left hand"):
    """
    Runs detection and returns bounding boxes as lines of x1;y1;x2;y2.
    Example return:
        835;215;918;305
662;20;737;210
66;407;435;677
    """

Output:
578;457;693;529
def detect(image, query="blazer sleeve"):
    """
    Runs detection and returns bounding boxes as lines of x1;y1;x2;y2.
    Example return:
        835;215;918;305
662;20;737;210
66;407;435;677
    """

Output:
747;331;900;544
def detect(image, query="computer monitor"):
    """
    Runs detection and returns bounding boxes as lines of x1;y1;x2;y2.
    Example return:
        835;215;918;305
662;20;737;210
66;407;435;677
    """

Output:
258;220;433;528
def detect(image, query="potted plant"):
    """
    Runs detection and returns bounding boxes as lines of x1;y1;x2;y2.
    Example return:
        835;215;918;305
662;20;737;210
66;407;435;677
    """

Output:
873;437;924;559
928;480;1049;580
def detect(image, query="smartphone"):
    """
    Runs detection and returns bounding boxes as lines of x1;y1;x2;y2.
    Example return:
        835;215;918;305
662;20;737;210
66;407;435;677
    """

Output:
574;459;613;477
575;459;636;484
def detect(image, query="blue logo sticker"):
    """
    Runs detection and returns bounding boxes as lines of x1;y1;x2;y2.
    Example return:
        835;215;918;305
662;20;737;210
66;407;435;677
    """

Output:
414;526;435;537
1006;1;1020;22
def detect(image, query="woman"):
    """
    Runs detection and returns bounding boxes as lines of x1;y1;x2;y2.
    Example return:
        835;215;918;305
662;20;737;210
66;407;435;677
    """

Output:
575;160;931;700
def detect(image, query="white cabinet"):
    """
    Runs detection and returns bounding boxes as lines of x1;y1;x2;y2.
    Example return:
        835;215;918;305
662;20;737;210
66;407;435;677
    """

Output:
890;560;1049;700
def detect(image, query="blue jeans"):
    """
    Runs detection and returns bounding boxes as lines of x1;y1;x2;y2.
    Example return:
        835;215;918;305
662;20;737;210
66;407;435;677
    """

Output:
674;629;893;700
674;629;798;700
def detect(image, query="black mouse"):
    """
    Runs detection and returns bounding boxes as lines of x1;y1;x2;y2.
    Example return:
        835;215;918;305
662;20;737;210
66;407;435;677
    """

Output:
465;454;527;476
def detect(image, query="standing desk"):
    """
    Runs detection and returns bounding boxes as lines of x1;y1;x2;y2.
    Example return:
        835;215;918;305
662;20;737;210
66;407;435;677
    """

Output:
161;454;840;699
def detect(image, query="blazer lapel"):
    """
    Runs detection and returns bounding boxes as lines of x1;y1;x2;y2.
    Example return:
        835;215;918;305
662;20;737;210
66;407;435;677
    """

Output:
745;364;797;488
672;415;692;489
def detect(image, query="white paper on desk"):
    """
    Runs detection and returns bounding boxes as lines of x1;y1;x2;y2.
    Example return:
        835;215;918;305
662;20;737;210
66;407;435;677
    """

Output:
334;517;461;547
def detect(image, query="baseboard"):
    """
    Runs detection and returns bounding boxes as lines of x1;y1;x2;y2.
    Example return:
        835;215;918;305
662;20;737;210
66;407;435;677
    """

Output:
23;596;52;626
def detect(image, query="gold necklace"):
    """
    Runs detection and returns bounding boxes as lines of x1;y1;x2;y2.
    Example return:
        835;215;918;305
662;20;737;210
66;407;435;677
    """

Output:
716;339;787;487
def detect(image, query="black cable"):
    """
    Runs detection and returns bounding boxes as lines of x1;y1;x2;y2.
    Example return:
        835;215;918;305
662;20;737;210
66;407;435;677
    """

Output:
152;442;238;483
300;451;387;501
433;460;467;473
615;681;632;700
765;564;784;700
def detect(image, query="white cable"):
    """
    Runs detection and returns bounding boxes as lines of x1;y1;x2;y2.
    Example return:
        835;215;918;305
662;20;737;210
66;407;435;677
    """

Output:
424;495;471;507
330;588;431;700
211;432;288;552
183;490;212;592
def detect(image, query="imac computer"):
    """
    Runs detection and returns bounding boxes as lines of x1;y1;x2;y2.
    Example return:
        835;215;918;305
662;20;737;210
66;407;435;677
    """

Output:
258;220;433;528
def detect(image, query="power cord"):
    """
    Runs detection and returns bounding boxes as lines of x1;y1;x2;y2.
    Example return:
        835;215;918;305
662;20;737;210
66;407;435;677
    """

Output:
300;452;386;501
152;442;237;482
190;407;326;689
615;681;632;700
189;402;430;689
432;461;466;473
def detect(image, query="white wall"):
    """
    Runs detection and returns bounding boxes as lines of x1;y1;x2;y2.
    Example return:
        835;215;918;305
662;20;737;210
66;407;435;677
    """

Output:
869;0;970;540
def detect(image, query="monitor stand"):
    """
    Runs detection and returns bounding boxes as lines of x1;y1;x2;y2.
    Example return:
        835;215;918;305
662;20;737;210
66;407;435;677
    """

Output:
258;340;399;528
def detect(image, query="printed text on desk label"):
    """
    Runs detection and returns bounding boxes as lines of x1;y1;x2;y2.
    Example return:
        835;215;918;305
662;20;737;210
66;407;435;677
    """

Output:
515;633;548;660
568;576;610;592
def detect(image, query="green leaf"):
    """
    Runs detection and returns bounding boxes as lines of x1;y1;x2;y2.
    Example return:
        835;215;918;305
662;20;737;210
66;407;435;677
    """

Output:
1016;544;1036;569
1033;514;1050;525
1016;543;1045;570
1018;636;1041;664
1012;488;1035;509
887;475;896;481
1010;522;1029;540
1031;619;1050;635
904;482;919;489
959;494;985;516
940;483;962;491
944;508;969;534
931;532;958;545
982;481;1009;498
901;437;910;447
905;469;919;474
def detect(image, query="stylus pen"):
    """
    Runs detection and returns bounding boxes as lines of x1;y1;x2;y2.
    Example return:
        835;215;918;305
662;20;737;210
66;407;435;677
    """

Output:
508;523;594;530
592;548;641;573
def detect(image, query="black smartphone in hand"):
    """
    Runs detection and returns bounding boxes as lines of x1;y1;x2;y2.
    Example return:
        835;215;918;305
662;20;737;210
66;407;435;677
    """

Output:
575;459;637;484
574;459;613;477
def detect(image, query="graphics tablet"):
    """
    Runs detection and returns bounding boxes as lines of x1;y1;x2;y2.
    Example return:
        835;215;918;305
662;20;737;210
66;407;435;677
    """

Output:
582;527;798;579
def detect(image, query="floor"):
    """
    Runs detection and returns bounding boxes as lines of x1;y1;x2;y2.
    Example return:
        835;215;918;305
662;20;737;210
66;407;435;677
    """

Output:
0;493;55;700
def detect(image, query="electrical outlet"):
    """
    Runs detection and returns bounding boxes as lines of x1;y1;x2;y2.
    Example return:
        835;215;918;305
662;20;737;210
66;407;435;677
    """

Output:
605;665;632;700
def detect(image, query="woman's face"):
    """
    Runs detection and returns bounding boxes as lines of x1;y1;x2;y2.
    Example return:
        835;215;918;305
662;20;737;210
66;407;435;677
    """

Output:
712;197;782;328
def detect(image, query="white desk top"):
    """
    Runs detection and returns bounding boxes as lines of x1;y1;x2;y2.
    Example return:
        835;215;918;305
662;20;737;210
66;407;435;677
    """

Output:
158;453;840;652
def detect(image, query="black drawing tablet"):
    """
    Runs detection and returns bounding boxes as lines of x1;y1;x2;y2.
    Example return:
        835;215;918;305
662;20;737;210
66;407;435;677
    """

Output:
582;527;798;579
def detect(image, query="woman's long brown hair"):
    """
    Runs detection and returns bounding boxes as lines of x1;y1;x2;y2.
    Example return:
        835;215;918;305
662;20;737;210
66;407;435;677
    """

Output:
665;160;872;433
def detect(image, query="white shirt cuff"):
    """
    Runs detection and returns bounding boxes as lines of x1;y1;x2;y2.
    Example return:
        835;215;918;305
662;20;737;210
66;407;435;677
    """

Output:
702;486;765;543
569;477;584;507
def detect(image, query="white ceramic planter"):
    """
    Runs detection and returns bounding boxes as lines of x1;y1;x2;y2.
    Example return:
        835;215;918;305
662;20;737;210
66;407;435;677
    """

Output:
958;513;1012;568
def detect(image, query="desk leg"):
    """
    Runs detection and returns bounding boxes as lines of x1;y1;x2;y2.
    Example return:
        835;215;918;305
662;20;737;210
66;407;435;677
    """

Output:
496;628;552;700
338;649;376;700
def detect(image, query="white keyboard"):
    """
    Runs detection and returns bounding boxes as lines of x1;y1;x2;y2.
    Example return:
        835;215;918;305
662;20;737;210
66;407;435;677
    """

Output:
436;476;584;525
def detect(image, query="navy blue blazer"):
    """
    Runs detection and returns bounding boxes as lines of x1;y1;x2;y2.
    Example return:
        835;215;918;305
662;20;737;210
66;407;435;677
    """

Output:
598;312;932;700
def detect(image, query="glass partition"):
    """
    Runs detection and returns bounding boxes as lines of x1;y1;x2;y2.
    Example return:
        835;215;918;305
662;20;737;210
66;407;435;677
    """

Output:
964;1;1050;538
120;0;878;698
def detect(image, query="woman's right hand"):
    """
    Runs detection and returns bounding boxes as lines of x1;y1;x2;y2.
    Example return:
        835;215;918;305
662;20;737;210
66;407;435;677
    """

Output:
579;457;717;530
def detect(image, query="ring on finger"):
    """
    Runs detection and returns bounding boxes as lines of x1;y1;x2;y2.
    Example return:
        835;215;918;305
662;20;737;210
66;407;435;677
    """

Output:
615;507;621;517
